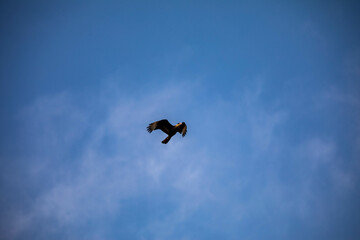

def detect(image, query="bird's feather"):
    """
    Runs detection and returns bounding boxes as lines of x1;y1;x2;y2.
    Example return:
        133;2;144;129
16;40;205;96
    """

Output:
147;119;173;135
180;123;187;137
162;135;171;144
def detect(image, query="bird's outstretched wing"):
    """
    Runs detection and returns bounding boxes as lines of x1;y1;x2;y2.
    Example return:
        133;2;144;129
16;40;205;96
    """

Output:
147;119;173;135
180;122;187;137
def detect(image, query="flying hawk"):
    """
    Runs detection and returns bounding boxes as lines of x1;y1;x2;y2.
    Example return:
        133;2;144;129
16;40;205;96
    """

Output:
147;119;187;144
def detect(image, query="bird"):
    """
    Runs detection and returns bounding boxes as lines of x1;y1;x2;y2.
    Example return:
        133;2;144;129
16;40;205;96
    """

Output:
147;119;187;144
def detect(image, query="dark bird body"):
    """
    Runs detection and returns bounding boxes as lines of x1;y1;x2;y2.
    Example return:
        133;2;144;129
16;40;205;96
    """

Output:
147;119;187;144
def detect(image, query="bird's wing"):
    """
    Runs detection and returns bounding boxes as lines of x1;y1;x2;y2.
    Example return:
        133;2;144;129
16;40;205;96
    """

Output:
147;119;173;135
180;123;187;137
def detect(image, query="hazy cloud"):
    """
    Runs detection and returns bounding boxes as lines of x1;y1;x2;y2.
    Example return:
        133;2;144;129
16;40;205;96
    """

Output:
3;79;359;240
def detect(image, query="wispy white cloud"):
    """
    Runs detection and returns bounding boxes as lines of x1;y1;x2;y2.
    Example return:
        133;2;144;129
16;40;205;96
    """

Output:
6;81;216;239
4;78;359;240
344;47;360;78
323;86;360;107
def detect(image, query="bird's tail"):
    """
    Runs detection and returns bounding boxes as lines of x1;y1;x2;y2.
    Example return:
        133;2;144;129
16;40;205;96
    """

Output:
162;136;171;144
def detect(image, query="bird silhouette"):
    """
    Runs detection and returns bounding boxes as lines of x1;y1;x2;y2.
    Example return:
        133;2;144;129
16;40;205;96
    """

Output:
147;119;187;144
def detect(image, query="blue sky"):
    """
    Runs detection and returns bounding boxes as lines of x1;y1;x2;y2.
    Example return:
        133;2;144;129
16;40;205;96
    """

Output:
1;1;360;239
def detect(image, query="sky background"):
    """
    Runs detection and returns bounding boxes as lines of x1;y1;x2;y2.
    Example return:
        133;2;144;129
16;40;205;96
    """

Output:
1;0;360;239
